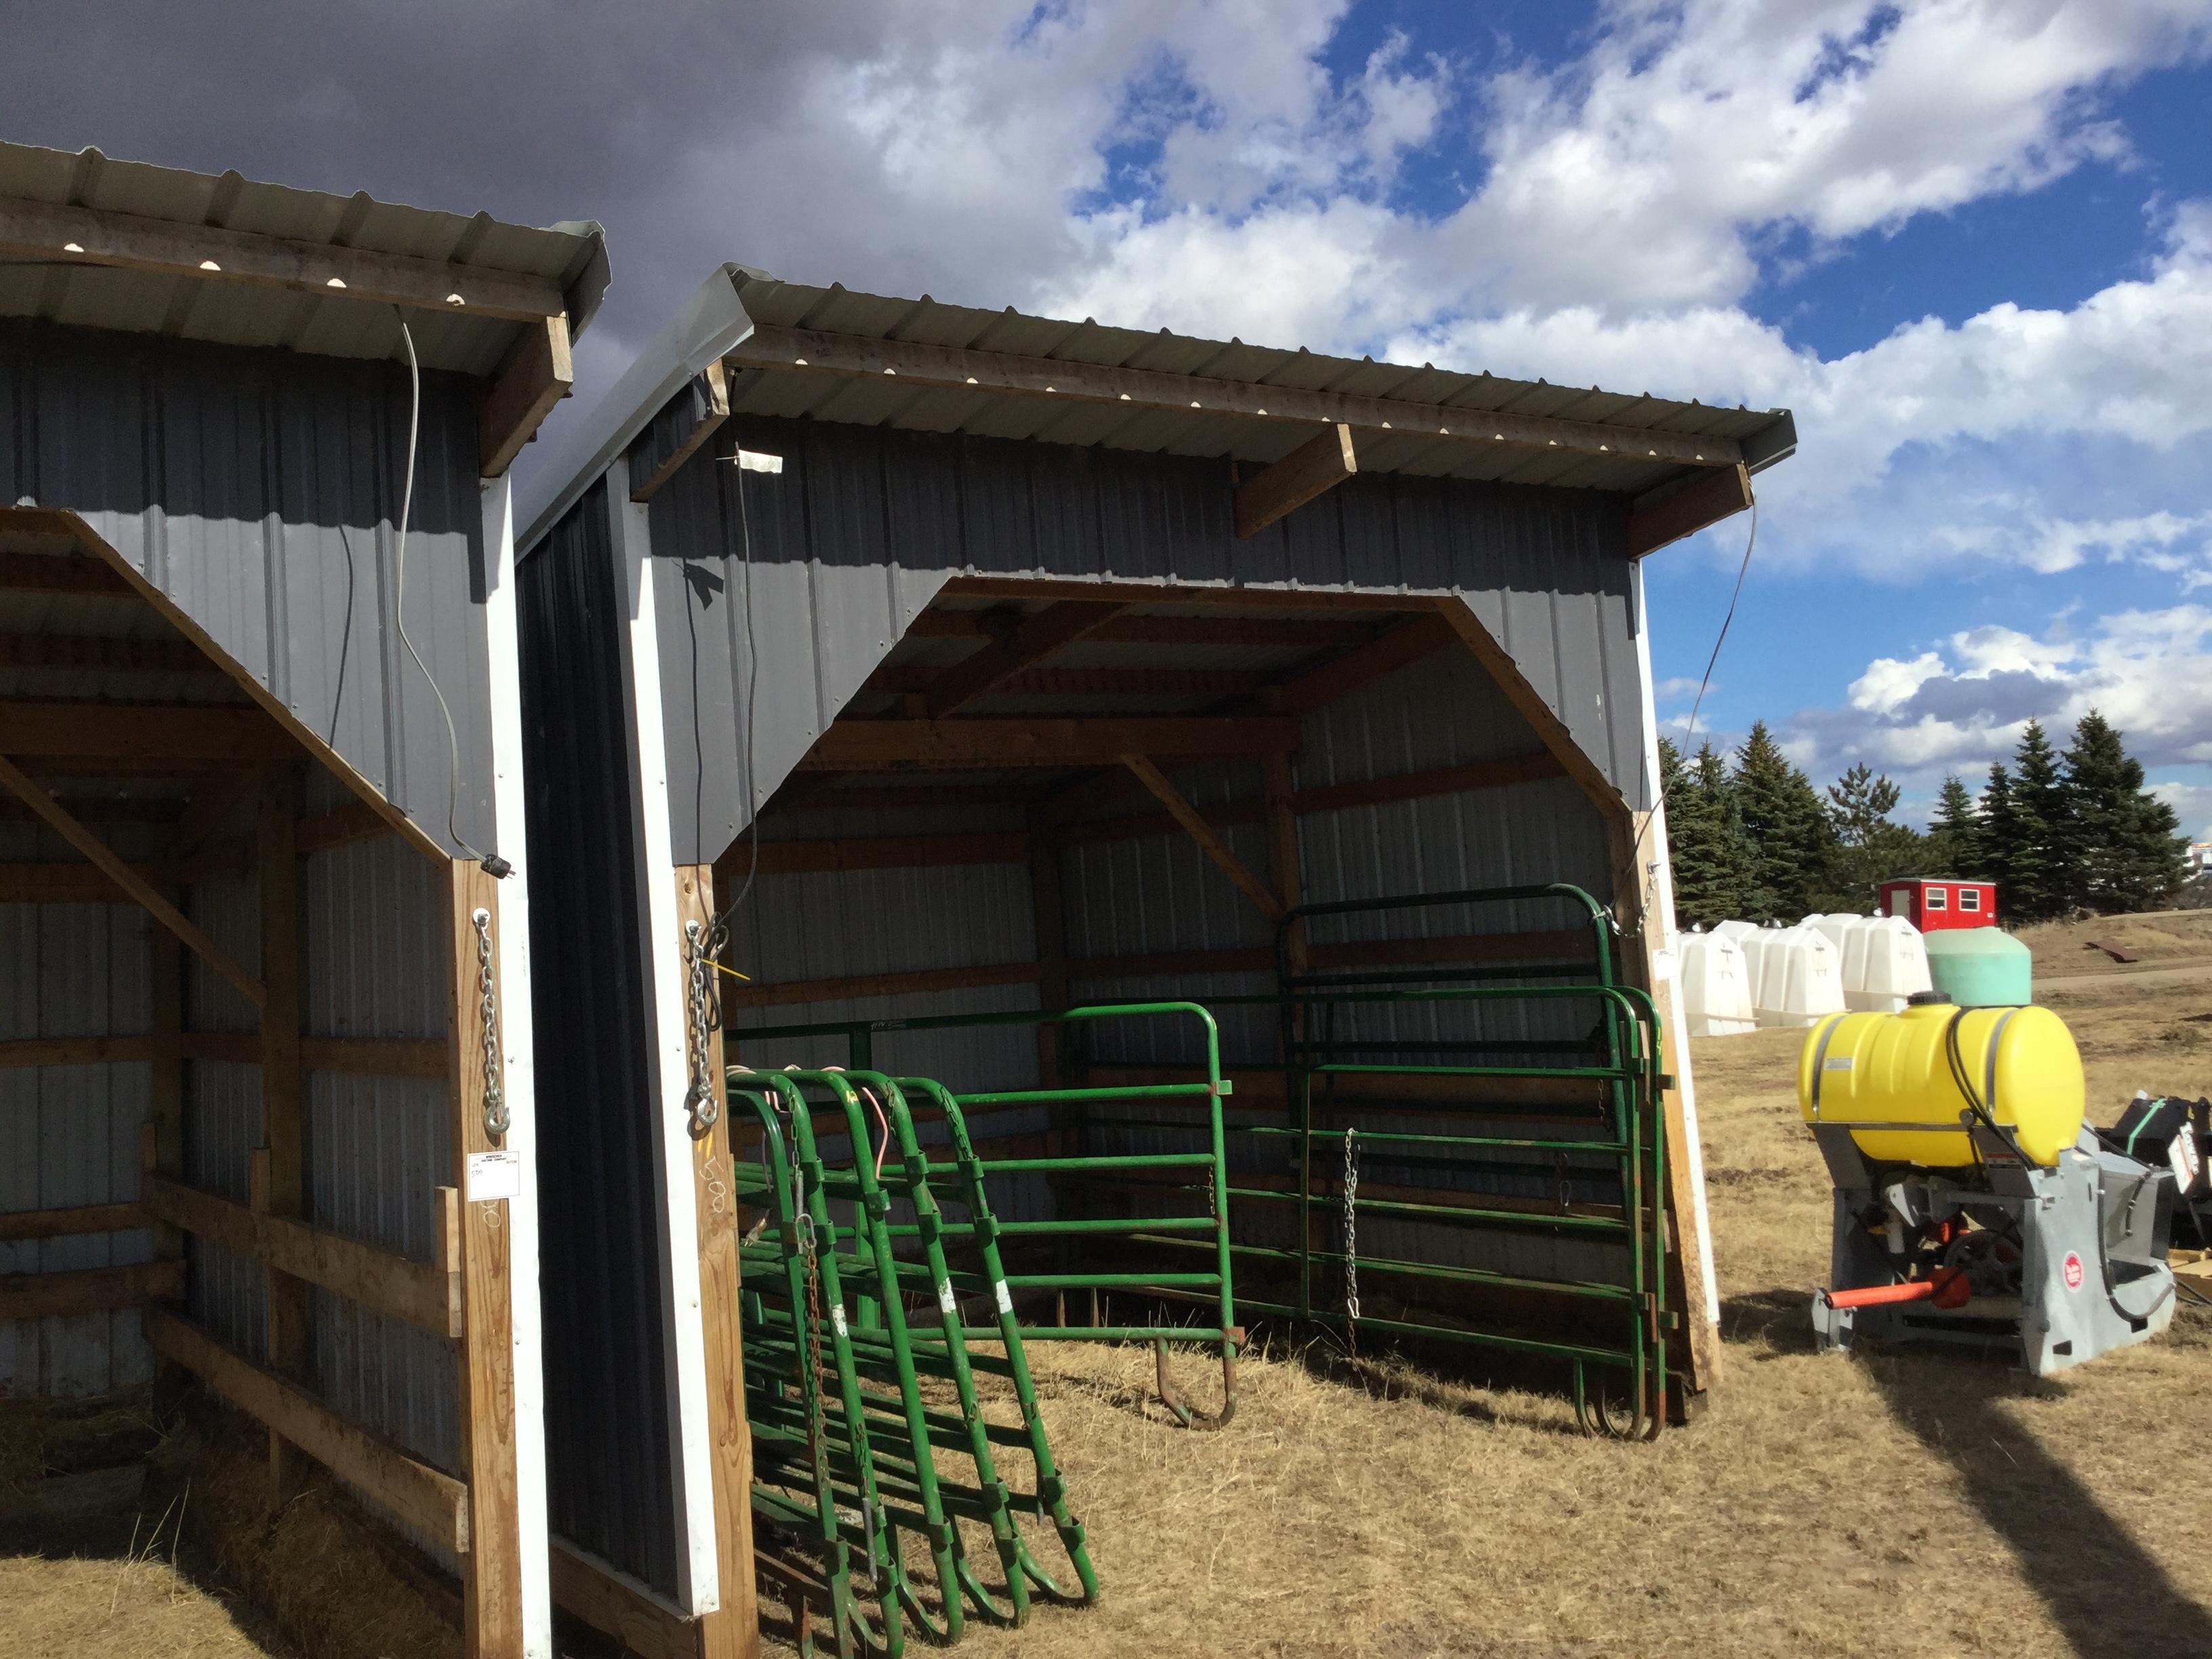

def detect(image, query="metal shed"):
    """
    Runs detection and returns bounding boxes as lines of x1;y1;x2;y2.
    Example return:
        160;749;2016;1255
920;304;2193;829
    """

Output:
515;264;1795;1650
0;140;605;1659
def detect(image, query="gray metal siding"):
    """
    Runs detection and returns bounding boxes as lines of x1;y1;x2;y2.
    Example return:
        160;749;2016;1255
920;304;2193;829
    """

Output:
517;478;683;1596
0;319;499;857
639;415;1647;867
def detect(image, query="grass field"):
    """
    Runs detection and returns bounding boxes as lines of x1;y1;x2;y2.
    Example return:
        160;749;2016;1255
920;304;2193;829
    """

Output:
6;928;2209;1658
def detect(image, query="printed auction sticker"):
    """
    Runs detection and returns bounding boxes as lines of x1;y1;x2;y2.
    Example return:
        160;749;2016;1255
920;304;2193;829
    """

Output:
465;1149;523;1202
2062;1251;2084;1291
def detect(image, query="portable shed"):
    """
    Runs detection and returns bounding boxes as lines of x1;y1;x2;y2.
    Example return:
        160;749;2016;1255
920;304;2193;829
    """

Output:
1879;876;1997;930
515;264;1795;1648
0;140;606;1659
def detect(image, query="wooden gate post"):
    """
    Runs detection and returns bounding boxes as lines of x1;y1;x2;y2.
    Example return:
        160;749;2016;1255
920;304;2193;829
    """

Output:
448;861;524;1658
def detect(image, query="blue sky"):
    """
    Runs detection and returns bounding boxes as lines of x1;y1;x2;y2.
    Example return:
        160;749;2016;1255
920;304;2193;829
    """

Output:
9;1;2207;835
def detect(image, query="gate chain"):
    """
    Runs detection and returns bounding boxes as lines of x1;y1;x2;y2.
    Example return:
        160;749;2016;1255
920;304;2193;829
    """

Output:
682;918;724;1139
1341;1126;1361;1355
470;907;508;1141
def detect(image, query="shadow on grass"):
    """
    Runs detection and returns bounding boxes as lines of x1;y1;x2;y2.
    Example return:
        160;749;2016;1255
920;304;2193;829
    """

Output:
1718;1287;1823;1357
1866;1349;2212;1659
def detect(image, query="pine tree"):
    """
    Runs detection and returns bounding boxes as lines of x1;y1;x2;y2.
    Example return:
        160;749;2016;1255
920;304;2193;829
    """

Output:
2006;720;2070;921
2060;710;2189;912
1660;737;1753;927
1923;775;1980;876
1976;763;2022;919
1732;722;1835;921
1821;762;1924;907
1697;741;1760;920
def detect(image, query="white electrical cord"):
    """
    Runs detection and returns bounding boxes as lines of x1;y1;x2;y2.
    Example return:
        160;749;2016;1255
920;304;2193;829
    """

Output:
390;310;501;872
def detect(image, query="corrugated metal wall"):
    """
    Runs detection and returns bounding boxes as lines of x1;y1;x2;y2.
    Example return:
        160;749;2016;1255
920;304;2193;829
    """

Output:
0;822;158;1397
0;319;498;857
638;413;1645;867
517;478;682;1595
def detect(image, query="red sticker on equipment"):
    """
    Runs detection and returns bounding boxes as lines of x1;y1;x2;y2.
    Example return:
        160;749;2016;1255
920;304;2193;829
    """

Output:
2063;1252;2084;1290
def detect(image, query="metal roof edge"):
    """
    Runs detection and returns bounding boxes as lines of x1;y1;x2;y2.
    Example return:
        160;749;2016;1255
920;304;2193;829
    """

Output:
1742;409;1797;475
548;219;613;343
517;264;764;554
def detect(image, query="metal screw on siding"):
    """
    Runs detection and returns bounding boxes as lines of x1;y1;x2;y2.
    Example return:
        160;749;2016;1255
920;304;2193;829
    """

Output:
472;907;509;1140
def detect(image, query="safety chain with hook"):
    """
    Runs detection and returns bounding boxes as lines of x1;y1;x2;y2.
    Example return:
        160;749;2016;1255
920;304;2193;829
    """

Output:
470;908;508;1141
682;918;725;1139
1341;1126;1361;1351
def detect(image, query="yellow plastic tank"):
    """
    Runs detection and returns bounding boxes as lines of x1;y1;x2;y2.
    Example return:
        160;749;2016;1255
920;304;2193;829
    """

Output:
1796;999;2083;1168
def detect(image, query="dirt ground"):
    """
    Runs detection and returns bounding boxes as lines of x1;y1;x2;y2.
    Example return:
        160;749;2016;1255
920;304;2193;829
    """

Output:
7;922;2209;1658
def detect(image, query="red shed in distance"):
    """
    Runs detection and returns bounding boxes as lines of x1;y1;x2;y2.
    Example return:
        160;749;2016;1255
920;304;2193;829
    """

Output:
1879;876;1999;931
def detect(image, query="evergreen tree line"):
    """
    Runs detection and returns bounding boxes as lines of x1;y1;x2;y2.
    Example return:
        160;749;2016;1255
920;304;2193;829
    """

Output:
1660;710;2189;929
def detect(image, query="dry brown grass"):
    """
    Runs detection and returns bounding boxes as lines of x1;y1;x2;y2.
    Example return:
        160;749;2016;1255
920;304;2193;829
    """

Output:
787;951;2212;1659
2016;907;2212;979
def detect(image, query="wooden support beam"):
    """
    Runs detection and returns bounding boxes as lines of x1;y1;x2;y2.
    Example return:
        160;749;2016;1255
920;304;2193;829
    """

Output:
0;700;298;761
0;194;569;323
551;1542;701;1659
0;1034;156;1068
1120;754;1284;923
750;834;1026;876
868;665;1271;700
1269;613;1458;718
1235;424;1356;538
479;316;575;478
902;611;1373;649
921;600;1130;718
676;867;762;1659
1626;462;1753;558
259;771;309;1500
631;359;731;504
729;325;1744;470
297;798;397;856
0;550;136;596
0;634;220;674
445;861;523;1658
302;1036;450;1078
0;1259;182;1322
144;1309;471;1552
799;716;1300;773
0;754;266;1006
1262;752;1306;985
0;1201;148;1243
0;861;161;902
142;1174;461;1339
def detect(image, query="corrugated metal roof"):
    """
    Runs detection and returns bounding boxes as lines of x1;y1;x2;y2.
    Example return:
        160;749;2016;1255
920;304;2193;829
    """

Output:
0;142;609;375
722;269;1795;497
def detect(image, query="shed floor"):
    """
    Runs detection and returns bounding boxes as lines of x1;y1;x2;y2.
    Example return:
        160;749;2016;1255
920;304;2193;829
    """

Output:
772;939;2212;1659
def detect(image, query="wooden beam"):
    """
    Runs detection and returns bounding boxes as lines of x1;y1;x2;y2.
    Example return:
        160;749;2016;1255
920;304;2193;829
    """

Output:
921;601;1129;718
724;959;1041;1013
144;1309;471;1552
1235;424;1356;538
550;1542;700;1659
750;834;1026;876
1263;752;1306;985
0;1033;156;1068
0;1201;147;1242
903;610;1373;649
142;1174;460;1340
1270;613;1457;718
1120;754;1284;923
260;771;310;1500
798;716;1301;773
676;868;762;1659
729;325;1744;470
0;1260;182;1322
479;316;575;478
0;550;136;597
869;665;1271;700
0;754;266;1006
301;1036;449;1078
446;861;523;1658
631;359;731;505
0;194;568;323
0;861;161;902
0;700;297;761
1626;462;1753;558
0;634;218;675
296;798;398;856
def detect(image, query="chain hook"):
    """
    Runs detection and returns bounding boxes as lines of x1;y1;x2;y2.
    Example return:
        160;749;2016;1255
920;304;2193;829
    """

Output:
470;907;508;1141
682;918;723;1139
1341;1126;1361;1351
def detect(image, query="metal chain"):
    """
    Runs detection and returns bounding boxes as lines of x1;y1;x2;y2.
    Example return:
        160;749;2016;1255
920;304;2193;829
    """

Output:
1340;1127;1361;1347
792;1155;842;1567
470;907;508;1140
682;918;723;1138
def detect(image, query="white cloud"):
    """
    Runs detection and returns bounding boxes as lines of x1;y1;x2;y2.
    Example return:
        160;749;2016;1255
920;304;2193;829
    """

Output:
2148;780;2212;842
1849;652;1948;715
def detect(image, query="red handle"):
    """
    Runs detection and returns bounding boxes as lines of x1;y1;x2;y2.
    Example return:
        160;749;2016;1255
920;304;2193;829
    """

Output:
1821;1267;1968;1311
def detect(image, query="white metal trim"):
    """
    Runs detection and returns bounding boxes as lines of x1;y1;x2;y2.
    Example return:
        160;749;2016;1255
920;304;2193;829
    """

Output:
605;453;723;1613
479;473;554;1658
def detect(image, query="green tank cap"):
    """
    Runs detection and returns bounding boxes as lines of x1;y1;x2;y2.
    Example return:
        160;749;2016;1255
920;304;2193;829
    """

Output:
1923;926;2033;1008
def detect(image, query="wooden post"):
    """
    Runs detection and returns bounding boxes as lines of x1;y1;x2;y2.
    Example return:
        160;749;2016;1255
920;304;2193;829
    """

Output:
676;867;760;1659
447;861;523;1659
259;767;310;1499
1261;751;1305;972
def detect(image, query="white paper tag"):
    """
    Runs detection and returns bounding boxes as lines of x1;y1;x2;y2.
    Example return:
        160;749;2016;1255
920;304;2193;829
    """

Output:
465;1149;523;1202
830;1305;848;1336
1652;947;1679;981
2171;1128;2201;1192
937;1281;958;1315
994;1281;1014;1315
